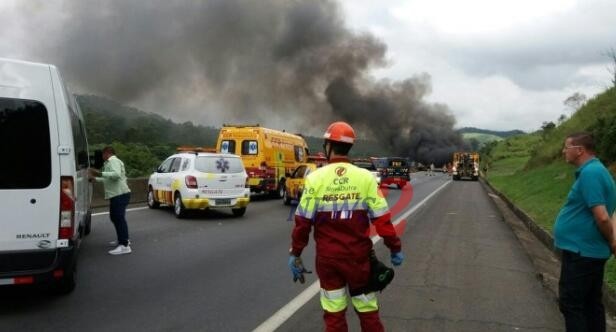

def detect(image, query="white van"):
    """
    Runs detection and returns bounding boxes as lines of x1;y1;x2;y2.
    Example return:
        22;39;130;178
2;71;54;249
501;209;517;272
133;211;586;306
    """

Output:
0;58;92;294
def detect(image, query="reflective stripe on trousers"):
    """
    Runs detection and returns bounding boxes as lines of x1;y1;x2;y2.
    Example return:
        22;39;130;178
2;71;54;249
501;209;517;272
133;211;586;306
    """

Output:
321;288;379;313
351;292;379;312
320;287;347;313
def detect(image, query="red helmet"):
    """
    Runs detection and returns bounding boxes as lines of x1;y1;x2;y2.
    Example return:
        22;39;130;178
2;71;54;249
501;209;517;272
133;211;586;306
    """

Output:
323;121;355;144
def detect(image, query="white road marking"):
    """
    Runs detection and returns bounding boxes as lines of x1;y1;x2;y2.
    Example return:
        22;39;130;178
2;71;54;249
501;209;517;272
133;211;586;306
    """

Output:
92;206;149;216
252;180;451;332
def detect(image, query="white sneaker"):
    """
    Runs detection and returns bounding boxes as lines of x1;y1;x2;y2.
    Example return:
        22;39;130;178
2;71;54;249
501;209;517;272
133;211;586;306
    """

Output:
108;245;132;255
108;240;131;247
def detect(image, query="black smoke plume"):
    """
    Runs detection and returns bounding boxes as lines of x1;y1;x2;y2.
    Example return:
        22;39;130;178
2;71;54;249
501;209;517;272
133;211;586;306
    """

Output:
5;0;465;164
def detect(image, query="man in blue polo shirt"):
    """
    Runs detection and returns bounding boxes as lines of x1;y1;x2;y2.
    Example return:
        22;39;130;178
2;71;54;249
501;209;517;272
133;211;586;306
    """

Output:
554;132;616;332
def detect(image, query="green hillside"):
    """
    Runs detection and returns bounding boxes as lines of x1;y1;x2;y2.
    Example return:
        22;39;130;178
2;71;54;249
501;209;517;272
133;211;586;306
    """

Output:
460;127;523;151
78;95;220;147
462;132;503;150
483;87;616;290
78;95;222;177
458;127;525;138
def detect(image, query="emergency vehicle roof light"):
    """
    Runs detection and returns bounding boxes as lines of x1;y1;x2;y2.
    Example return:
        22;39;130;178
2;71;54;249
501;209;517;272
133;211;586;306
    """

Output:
176;146;216;153
222;123;260;128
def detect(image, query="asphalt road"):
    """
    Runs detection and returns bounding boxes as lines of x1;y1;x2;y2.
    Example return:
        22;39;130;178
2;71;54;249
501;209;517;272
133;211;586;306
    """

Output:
0;172;563;331
282;174;564;331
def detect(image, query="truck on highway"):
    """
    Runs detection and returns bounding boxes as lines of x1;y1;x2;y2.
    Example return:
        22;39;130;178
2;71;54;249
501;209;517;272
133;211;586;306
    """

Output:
452;152;479;181
372;157;411;189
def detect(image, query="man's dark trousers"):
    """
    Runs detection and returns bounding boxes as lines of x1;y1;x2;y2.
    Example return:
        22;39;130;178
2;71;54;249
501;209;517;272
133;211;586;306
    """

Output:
109;193;130;246
559;250;607;332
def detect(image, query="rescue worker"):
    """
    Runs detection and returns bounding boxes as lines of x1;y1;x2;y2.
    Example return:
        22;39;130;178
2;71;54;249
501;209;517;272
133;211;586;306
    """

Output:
288;121;404;332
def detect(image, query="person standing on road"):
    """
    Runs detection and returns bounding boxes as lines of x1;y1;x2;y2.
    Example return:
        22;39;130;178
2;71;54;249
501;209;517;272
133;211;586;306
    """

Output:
554;132;616;332
288;121;403;332
89;146;132;255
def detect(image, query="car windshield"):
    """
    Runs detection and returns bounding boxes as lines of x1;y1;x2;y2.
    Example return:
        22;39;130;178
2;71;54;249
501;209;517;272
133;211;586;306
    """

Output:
194;156;244;174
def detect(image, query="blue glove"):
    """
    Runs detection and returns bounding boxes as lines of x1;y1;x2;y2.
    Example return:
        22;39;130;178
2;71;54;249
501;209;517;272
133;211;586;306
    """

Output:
288;255;312;283
391;252;404;266
288;255;302;281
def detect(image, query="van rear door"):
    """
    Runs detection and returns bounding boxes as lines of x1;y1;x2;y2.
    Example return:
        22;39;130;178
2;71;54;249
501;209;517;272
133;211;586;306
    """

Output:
0;64;60;251
194;155;247;200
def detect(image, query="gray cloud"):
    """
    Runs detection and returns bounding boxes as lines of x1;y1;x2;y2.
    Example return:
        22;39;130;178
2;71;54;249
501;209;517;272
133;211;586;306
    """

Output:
434;0;616;91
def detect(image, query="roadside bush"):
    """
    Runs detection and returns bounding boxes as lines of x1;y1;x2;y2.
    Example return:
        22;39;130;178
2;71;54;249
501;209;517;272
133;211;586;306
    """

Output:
591;115;616;165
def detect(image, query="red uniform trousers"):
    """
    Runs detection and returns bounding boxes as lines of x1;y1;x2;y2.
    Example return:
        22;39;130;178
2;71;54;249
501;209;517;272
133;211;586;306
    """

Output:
317;255;384;332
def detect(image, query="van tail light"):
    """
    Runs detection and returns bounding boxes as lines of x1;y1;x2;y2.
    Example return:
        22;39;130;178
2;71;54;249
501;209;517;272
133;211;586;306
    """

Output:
14;276;34;285
185;175;198;189
59;176;75;240
53;269;64;279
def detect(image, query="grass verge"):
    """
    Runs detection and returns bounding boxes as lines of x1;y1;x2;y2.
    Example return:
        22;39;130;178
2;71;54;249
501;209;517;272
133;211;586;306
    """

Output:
486;142;616;290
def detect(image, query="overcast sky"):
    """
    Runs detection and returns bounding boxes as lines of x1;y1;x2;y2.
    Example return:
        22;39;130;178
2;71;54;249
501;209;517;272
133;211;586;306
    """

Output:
1;0;615;133
339;0;616;131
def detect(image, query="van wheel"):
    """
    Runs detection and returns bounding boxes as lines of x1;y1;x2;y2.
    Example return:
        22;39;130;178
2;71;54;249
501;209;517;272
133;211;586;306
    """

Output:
278;182;285;198
53;263;76;295
271;180;285;199
232;207;246;217
174;193;186;218
84;210;92;236
147;188;160;209
283;186;291;205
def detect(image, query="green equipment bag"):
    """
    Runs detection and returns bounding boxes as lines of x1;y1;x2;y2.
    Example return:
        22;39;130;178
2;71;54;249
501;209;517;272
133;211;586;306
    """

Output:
350;250;395;296
367;250;395;292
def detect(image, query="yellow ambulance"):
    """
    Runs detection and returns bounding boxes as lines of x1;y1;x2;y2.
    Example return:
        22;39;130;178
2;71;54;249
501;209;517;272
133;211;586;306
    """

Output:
216;124;310;197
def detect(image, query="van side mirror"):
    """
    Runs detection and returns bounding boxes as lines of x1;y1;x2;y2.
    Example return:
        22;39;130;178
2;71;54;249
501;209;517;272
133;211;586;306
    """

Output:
89;149;103;169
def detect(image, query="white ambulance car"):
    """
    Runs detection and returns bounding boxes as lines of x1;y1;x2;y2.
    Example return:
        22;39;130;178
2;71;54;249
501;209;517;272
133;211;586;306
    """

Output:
148;150;250;218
